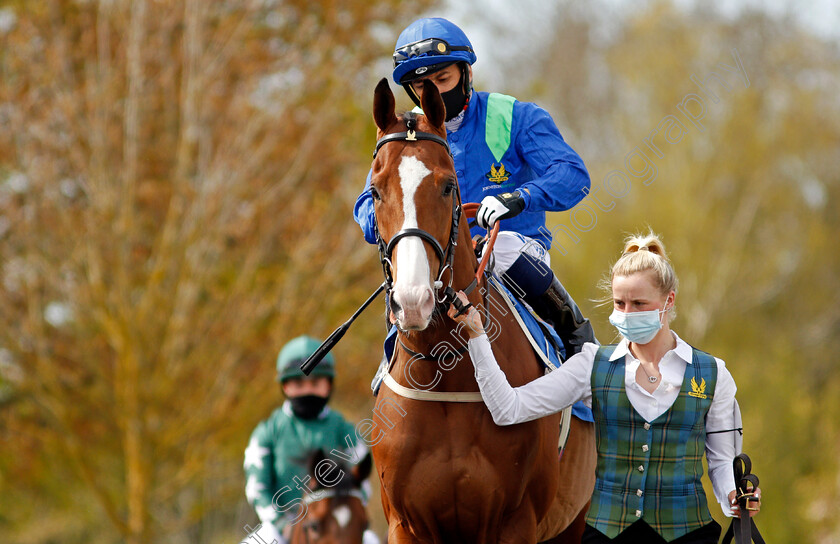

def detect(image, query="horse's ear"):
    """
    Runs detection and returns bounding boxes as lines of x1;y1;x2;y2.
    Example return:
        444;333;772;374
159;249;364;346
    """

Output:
309;449;327;476
373;78;398;132
420;83;445;129
352;452;373;483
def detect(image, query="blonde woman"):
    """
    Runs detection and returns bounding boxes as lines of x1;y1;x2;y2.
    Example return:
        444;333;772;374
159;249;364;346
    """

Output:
448;232;761;544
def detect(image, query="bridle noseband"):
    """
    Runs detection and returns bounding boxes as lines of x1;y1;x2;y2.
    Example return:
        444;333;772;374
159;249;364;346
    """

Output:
372;112;473;306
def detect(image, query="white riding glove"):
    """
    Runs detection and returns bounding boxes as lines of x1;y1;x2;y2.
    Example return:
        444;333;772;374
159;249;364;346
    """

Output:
475;191;526;229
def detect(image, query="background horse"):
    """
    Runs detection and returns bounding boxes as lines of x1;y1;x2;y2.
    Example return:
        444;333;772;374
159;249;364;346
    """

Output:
368;78;596;544
288;450;373;544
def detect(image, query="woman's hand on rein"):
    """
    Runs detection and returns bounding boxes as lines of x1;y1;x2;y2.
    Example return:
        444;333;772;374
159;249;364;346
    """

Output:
447;291;485;339
728;487;761;518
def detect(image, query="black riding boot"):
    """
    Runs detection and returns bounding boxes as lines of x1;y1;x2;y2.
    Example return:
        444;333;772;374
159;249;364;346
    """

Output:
524;276;598;358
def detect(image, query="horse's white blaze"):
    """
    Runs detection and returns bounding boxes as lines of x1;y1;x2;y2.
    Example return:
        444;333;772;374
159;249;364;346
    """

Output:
332;504;352;528
393;155;434;328
398;155;428;228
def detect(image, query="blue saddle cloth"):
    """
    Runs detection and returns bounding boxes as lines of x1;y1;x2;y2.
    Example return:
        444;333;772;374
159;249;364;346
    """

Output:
373;278;593;423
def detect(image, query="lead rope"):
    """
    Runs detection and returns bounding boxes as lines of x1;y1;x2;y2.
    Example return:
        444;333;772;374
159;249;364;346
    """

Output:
721;453;765;544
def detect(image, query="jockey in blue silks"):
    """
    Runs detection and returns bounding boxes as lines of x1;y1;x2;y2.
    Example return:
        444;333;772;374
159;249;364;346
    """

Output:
355;18;598;389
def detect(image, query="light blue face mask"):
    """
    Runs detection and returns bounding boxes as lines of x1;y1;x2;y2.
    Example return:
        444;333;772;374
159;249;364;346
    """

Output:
609;307;667;344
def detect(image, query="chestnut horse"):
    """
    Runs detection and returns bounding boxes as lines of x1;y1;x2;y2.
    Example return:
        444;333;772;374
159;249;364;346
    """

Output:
288;450;373;544
368;78;596;544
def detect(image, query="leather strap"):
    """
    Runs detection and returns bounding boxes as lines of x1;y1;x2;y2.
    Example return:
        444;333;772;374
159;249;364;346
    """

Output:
382;373;484;402
373;129;451;158
721;453;765;544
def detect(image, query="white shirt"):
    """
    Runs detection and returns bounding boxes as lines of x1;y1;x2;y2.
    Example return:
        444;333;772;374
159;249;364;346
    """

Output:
444;108;466;132
468;330;739;516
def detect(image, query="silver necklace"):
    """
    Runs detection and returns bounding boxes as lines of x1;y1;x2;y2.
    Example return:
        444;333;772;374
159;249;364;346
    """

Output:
639;362;659;383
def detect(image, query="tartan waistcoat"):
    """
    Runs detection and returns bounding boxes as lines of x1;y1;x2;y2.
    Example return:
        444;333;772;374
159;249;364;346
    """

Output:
586;344;718;541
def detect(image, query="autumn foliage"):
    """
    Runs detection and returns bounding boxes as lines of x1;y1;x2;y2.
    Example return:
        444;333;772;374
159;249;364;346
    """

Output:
1;1;839;543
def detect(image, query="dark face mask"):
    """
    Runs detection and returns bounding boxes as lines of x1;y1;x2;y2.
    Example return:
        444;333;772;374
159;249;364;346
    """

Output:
289;395;329;420
440;66;470;121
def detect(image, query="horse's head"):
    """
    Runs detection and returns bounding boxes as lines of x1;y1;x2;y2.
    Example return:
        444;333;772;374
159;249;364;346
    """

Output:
371;78;460;330
291;450;373;544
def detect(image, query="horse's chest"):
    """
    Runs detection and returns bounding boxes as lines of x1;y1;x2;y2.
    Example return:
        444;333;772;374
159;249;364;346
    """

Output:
374;406;539;486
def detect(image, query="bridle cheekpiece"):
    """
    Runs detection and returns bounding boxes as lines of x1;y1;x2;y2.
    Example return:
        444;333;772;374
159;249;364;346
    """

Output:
372;113;471;307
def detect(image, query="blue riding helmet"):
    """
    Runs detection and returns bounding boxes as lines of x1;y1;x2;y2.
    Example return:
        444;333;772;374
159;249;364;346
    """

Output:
392;18;477;85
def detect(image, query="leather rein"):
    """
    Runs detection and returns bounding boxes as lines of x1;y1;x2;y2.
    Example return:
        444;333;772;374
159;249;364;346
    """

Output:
721;453;764;544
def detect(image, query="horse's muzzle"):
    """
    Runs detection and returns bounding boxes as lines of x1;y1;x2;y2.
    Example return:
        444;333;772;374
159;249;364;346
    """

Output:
391;285;435;330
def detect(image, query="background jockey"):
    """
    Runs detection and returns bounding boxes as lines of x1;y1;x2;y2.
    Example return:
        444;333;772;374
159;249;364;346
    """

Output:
243;336;378;544
354;17;598;371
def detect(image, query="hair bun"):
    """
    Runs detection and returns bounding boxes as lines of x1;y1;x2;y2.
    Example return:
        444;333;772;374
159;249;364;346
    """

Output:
621;232;669;261
609;231;678;308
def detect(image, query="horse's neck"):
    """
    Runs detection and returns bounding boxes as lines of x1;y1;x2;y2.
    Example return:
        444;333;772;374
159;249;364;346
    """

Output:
397;315;468;358
394;284;489;390
393;328;474;393
451;212;481;297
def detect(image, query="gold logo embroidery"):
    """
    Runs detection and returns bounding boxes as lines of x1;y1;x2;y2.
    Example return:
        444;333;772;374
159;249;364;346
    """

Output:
688;377;707;399
486;162;510;184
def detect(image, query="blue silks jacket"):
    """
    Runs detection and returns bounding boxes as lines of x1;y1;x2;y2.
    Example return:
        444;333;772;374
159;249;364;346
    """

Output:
354;90;590;249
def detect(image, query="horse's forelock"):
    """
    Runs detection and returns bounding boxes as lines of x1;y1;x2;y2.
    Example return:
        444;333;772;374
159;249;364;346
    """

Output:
393;111;444;139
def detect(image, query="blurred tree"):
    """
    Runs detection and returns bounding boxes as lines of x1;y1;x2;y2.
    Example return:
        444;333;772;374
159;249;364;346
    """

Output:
3;0;838;542
0;1;432;542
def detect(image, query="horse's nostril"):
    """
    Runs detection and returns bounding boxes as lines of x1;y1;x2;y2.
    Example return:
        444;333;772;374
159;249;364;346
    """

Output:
390;298;402;314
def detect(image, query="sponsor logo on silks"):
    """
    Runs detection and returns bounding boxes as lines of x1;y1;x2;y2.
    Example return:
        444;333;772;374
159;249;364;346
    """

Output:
486;162;510;184
688;377;707;399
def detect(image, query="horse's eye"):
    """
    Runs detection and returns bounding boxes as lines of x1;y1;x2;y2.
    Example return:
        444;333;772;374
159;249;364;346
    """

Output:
442;183;455;197
370;186;381;201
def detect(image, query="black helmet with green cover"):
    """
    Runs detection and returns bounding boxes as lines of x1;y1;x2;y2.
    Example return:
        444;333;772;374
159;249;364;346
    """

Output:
276;335;336;383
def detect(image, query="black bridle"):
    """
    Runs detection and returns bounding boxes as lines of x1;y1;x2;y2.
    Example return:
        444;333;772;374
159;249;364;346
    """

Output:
372;112;475;307
372;111;451;159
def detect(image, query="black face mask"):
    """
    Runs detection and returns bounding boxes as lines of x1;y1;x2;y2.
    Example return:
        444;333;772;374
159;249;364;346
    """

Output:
440;66;470;121
289;395;329;420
